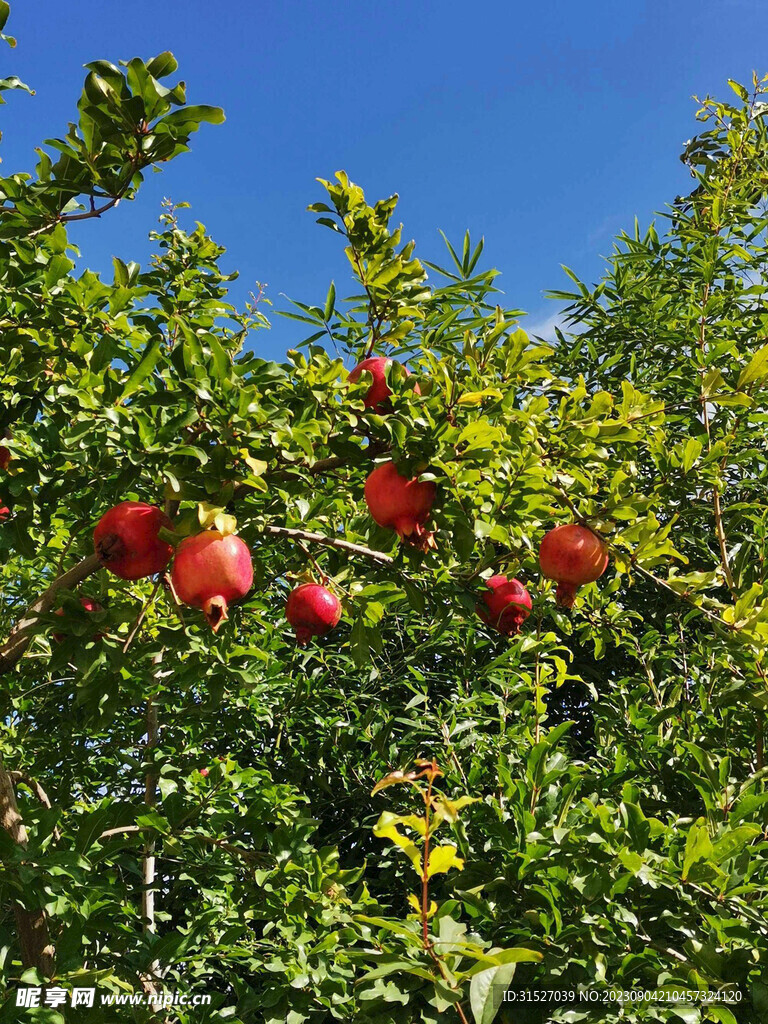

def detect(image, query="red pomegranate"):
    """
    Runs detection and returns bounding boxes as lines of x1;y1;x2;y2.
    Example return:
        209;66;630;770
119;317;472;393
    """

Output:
0;502;8;521
539;523;609;608
477;576;532;636
53;596;104;643
171;529;253;632
285;582;341;645
94;501;174;580
364;461;436;550
199;767;210;778
348;356;419;412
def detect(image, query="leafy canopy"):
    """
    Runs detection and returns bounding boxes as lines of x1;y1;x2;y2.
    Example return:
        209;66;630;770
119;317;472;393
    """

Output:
1;10;768;1022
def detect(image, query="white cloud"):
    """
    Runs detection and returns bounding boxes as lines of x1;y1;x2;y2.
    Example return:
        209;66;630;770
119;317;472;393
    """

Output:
525;310;567;342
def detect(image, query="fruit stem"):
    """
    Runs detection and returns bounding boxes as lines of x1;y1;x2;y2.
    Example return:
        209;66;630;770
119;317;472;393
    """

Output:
296;539;327;585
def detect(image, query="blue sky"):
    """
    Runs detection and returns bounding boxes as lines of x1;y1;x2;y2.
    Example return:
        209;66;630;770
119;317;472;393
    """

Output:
2;0;767;359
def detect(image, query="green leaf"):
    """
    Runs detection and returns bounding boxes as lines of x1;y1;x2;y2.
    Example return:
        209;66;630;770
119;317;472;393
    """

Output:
158;104;225;129
737;343;768;388
710;824;760;864
682;822;714;880
207;334;231;382
119;338;164;401
727;79;749;101
682;437;702;472
324;280;336;322
469;963;517;1024
146;51;179;79
354;916;422;941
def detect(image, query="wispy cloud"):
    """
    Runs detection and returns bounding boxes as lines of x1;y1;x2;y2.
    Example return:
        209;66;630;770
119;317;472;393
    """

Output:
524;310;568;342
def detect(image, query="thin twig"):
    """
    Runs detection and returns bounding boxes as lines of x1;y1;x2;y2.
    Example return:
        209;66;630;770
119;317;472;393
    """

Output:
123;577;164;653
98;823;270;866
263;525;393;564
24;149;142;240
633;564;736;630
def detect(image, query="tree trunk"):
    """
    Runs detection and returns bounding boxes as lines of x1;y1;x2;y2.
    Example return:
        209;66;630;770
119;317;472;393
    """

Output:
0;762;55;976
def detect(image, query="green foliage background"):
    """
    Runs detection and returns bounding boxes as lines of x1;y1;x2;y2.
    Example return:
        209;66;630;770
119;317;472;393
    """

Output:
0;7;767;1021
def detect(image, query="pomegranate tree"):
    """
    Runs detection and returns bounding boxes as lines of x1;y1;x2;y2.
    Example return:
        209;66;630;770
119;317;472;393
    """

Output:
477;575;532;635
364;461;436;550
53;596;104;643
171;529;253;632
348;356;418;412
539;523;609;608
285;582;341;645
94;502;174;580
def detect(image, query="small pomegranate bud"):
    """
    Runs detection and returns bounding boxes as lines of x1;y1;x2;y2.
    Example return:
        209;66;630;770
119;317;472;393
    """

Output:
94;502;174;580
53;596;104;643
285;582;341;646
199;767;210;777
0;502;9;521
171;530;253;633
477;576;532;635
348;356;420;413
539;523;609;608
364;461;436;551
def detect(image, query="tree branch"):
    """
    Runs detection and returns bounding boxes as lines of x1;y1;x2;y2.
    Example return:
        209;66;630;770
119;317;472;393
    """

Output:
7;771;61;843
263;525;393;564
7;771;53;810
0;512;394;675
256;442;388;485
24;148;143;241
0;553;103;675
98;824;270;866
547;480;739;631
632;564;736;630
122;576;163;653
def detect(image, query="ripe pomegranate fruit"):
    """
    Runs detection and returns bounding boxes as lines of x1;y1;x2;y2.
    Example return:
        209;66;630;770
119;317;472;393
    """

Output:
285;582;341;645
364;461;436;550
477;576;532;635
539;523;609;608
171;529;253;632
53;596;104;643
94;502;174;580
348;356;419;412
